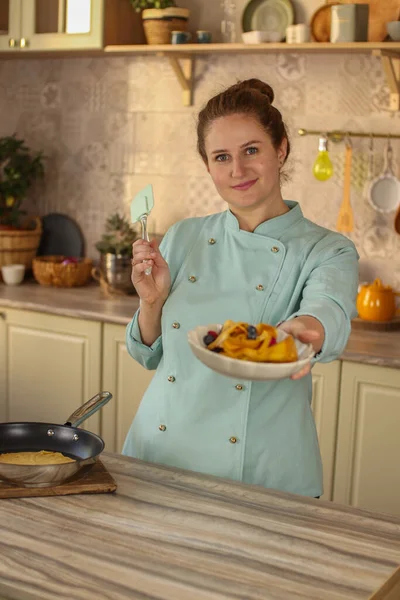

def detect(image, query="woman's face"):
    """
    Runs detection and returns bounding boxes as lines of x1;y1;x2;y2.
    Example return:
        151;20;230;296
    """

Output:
204;113;287;214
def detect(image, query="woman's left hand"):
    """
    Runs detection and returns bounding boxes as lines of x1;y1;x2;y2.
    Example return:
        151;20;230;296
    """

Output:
278;316;325;380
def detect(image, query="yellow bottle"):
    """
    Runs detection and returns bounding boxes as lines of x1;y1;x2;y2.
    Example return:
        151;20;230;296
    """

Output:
313;136;334;181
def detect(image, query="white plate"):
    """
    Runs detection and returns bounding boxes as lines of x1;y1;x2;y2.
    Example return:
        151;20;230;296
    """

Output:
242;0;294;41
187;324;315;381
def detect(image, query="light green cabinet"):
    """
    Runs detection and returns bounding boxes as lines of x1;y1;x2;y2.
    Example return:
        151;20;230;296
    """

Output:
311;361;341;501
0;0;20;51
1;308;102;433
101;323;154;453
0;0;143;53
333;361;400;516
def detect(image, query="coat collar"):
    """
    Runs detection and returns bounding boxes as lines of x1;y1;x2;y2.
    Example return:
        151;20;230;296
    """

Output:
226;201;304;238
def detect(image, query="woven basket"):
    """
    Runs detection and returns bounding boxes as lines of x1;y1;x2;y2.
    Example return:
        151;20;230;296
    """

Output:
0;217;42;280
142;7;189;45
32;255;93;288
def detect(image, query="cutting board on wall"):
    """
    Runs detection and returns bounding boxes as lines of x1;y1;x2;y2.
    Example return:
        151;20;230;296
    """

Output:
349;0;400;42
316;0;400;42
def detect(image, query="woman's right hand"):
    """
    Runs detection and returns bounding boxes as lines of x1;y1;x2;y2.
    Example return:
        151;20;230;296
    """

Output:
131;239;171;307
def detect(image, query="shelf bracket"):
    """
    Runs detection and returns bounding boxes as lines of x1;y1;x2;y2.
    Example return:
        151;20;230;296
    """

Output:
373;50;400;112
168;56;194;107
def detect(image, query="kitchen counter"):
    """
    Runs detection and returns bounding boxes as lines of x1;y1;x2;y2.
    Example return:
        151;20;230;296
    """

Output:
0;280;140;326
1;282;400;368
1;453;399;600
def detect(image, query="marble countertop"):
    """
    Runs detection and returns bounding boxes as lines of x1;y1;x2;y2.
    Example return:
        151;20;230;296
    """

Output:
0;280;140;326
1;282;400;368
1;453;399;600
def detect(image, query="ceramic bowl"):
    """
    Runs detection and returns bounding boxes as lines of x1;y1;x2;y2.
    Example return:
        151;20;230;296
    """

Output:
1;264;25;285
242;31;269;44
187;324;315;381
387;21;400;41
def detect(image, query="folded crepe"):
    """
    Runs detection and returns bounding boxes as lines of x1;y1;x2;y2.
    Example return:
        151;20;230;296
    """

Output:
207;320;298;363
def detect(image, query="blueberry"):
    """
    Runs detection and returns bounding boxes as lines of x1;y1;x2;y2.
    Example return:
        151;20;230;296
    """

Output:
212;347;223;353
203;334;216;346
247;325;257;340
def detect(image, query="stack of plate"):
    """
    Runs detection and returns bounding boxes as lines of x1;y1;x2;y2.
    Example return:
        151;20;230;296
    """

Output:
242;0;294;42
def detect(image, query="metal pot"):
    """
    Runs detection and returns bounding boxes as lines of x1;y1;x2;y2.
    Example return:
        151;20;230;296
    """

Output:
0;391;112;488
100;253;134;294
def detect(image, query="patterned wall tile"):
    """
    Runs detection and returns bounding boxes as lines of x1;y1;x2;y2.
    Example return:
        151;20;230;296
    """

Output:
1;52;399;287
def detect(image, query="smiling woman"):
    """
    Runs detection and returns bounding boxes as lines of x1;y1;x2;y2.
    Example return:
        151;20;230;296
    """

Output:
196;80;291;232
122;79;359;499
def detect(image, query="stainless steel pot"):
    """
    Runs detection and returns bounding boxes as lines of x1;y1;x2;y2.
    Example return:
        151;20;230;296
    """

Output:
100;253;134;293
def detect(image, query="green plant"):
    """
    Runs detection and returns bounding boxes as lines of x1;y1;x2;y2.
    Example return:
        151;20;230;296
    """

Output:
129;0;176;12
95;213;137;256
0;135;45;228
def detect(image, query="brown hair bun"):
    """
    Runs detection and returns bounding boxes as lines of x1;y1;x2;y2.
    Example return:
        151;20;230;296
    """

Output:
197;78;290;166
237;79;274;104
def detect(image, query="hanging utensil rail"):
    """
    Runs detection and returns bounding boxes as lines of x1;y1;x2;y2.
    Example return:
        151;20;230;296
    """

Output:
298;129;400;143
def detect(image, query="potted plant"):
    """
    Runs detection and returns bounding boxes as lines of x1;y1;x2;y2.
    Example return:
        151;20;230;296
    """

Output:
0;135;45;278
0;135;44;230
95;212;138;294
129;0;190;45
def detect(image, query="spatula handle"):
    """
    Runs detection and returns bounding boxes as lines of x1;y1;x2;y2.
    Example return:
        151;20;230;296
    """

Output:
140;215;152;276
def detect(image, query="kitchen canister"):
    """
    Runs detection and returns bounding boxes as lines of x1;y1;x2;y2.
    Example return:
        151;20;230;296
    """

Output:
330;4;369;43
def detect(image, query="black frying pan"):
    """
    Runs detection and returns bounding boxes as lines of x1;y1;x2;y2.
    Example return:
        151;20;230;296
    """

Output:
0;391;112;488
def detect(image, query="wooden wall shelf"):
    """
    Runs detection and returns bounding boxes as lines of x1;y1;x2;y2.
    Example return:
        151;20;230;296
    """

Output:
1;42;399;109
105;42;400;109
104;41;400;55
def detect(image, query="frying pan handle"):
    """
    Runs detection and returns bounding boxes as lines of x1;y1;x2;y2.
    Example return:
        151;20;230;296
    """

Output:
64;391;113;428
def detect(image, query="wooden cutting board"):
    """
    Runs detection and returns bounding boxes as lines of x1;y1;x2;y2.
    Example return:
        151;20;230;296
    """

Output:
352;316;400;331
351;0;400;42
0;460;117;499
313;0;400;42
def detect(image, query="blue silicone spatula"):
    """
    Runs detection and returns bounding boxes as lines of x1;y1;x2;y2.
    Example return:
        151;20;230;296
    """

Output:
130;184;154;276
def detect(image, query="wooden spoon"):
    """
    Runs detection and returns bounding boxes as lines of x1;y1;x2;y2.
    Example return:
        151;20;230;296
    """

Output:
336;144;354;233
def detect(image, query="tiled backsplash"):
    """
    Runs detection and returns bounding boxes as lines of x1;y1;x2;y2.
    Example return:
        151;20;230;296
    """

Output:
0;50;399;286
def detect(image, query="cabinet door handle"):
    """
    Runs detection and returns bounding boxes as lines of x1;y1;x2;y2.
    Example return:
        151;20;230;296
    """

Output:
8;38;17;48
20;38;29;48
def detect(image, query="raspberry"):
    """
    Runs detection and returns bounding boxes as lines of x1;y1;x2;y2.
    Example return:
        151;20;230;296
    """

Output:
269;337;277;346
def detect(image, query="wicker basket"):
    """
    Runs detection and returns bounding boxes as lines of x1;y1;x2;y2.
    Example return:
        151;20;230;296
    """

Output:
142;7;189;45
0;217;42;278
32;255;93;288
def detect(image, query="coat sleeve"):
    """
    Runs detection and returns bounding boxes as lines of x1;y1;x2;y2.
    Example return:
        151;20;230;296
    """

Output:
286;238;359;363
125;218;196;370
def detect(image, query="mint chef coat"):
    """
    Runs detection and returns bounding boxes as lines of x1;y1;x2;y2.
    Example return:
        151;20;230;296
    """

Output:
122;202;359;497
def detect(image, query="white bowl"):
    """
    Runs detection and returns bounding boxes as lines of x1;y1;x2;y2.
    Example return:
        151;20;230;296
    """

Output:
1;264;25;285
242;31;270;44
188;324;315;381
387;21;400;42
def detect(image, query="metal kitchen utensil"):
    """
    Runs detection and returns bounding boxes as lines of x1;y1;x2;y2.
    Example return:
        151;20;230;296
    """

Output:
130;184;154;276
368;139;400;214
363;135;375;200
394;203;400;235
0;391;112;488
336;142;354;233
